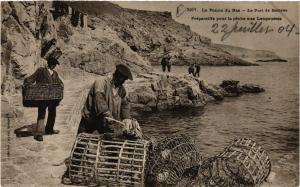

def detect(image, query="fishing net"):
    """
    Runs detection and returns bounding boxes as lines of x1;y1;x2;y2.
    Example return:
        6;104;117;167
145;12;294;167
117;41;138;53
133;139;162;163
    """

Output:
146;134;202;185
198;138;271;187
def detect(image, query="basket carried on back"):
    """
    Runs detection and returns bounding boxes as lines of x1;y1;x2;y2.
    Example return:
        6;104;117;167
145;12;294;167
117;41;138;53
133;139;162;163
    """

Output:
69;133;149;186
22;83;63;107
146;134;202;185
198;138;271;187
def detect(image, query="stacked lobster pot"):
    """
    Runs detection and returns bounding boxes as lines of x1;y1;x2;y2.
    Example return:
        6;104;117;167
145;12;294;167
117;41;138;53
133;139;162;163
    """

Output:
198;138;271;187
68;133;149;186
145;134;202;186
66;133;271;187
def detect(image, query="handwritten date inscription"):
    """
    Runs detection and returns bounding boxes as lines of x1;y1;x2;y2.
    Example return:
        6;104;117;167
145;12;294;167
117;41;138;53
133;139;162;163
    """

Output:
211;21;297;41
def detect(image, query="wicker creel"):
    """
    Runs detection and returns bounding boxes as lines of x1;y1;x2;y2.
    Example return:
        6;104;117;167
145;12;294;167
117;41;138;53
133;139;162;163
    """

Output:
22;83;63;107
69;133;149;186
146;134;202;185
198;138;271;187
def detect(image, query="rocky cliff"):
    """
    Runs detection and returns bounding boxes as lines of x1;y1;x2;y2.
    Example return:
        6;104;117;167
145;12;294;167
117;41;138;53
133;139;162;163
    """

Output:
2;2;43;94
1;1;256;96
91;4;254;66
64;2;255;66
213;44;287;62
1;1;152;95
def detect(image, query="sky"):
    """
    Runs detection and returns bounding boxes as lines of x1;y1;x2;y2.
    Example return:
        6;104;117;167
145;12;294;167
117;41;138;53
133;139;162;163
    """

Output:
116;2;299;58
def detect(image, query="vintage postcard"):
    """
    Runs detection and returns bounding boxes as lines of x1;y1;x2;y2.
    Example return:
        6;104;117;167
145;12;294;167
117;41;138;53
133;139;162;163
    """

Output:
1;1;299;187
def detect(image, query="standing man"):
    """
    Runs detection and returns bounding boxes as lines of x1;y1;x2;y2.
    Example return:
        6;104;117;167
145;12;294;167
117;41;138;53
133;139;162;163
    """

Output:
161;53;172;73
188;64;195;76
78;64;138;135
24;57;63;141
195;64;201;78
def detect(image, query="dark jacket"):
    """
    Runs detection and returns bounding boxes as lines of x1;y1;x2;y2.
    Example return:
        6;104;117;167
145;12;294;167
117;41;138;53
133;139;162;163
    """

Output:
24;67;63;107
24;67;63;85
195;65;201;72
161;56;172;66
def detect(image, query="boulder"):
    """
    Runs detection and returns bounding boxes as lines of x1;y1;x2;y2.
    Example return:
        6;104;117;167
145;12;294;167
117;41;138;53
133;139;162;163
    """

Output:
202;83;224;101
127;74;210;111
220;80;242;97
240;84;265;93
219;80;265;96
220;80;240;88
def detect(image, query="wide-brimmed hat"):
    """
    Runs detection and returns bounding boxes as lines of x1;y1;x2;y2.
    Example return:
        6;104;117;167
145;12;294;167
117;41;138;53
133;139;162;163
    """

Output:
116;64;133;80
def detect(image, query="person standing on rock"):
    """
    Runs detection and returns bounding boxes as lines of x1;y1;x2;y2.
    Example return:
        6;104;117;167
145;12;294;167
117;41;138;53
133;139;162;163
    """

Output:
161;52;172;73
195;64;201;78
77;64;141;136
188;64;195;76
24;57;63;141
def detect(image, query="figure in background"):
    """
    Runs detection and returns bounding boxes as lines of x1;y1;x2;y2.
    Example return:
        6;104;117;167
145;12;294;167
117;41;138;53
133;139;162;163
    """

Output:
52;1;69;20
24;58;63;141
188;63;195;76
161;52;172;73
195;64;201;78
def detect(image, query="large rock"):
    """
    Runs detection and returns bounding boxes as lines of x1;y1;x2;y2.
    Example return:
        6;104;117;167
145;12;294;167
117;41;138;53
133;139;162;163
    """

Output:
240;84;265;93
127;74;210;111
3;14;37;78
1;2;48;94
126;75;265;112
201;82;224;101
219;80;242;97
219;80;265;96
58;23;152;76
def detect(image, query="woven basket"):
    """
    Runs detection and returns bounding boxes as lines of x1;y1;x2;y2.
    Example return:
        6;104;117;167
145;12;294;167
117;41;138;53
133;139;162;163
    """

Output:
146;134;202;185
22;83;63;107
198;138;271;187
69;133;149;186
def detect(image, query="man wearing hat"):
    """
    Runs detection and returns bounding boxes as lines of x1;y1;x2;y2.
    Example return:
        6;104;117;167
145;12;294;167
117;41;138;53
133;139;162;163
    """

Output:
24;57;63;141
77;64;137;135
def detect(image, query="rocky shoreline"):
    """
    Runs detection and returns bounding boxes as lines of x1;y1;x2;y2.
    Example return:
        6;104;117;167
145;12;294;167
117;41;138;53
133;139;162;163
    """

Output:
127;73;265;113
2;72;265;121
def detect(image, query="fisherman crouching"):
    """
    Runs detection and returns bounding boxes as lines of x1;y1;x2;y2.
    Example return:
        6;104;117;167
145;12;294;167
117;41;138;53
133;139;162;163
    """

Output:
77;64;142;139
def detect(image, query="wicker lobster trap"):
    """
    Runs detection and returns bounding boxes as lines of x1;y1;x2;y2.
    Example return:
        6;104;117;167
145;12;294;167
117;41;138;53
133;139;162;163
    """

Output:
198;138;271;187
146;134;202;185
22;83;63;107
69;133;149;186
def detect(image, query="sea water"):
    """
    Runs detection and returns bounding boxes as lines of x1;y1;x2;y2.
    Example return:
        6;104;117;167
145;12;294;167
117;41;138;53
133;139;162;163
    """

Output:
136;60;299;186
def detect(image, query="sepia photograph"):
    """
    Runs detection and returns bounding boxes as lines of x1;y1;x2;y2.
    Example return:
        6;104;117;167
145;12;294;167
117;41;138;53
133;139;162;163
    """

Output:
1;1;299;186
